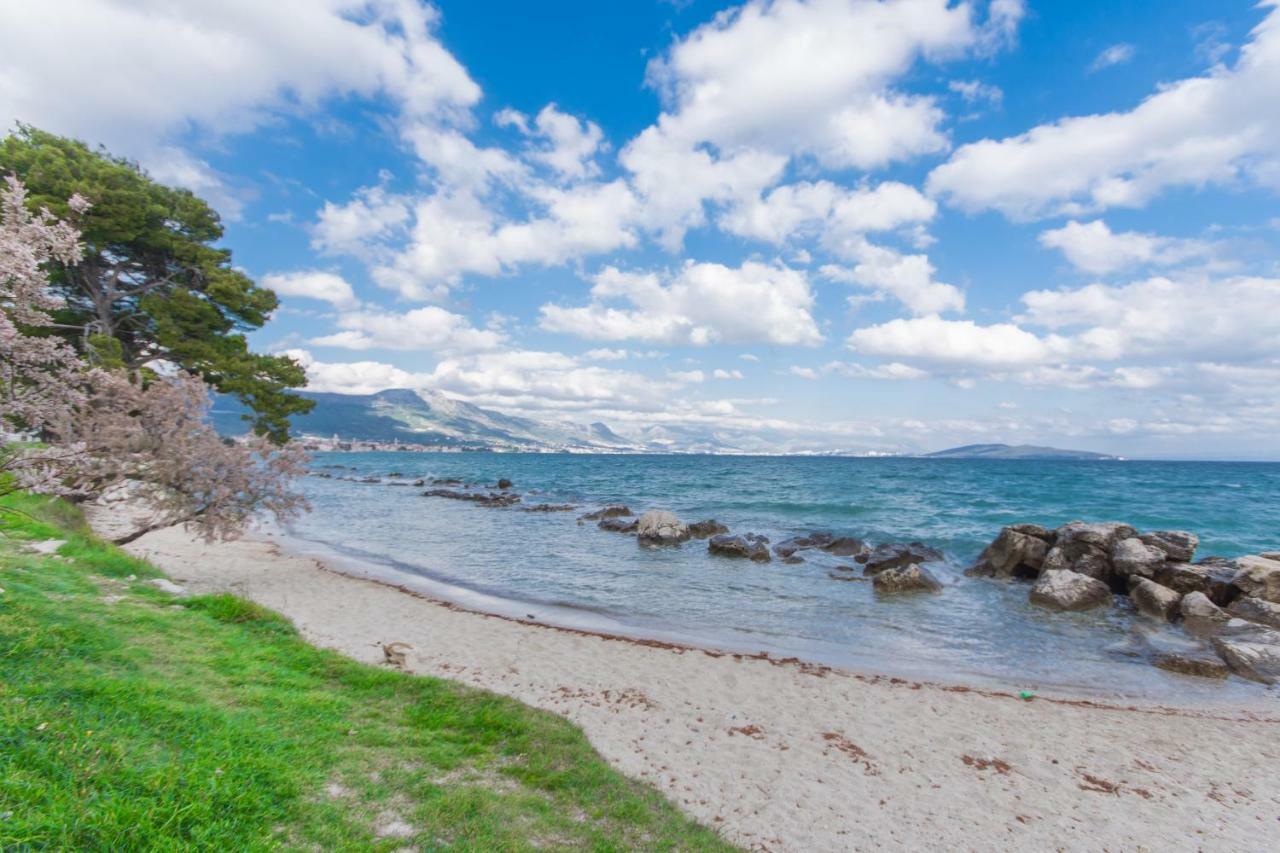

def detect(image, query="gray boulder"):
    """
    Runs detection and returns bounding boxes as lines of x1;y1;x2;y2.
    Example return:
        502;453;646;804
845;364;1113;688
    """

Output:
1226;596;1280;630
873;563;942;595
635;511;690;546
1029;570;1112;612
967;528;1048;579
1054;521;1139;550
824;537;870;558
1139;530;1199;563
708;534;771;563
1153;650;1229;680
1180;592;1231;638
1210;621;1280;684
861;542;944;576
1111;538;1166;580
687;519;729;539
1129;578;1181;622
1041;541;1112;583
578;505;633;522
1153;561;1238;605
598;517;638;534
1007;523;1055;543
1229;555;1280;604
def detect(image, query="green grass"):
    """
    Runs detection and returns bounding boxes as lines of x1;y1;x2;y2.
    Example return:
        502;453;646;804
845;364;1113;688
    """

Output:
0;494;734;851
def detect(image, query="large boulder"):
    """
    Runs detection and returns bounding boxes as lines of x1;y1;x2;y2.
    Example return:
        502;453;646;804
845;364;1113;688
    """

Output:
873;564;942;595
636;511;690;546
1229;555;1280;604
1139;530;1198;563
1152;561;1238;606
1007;523;1055;543
1226;596;1280;630
1029;570;1112;612
861;542;944;576
1210;621;1280;684
578;505;633;522
967;528;1049;579
1129;578;1182;622
1153;650;1230;680
708;534;771;563
1054;521;1138;550
687;519;729;539
1111;538;1166;580
1180;592;1231;638
1041;541;1111;583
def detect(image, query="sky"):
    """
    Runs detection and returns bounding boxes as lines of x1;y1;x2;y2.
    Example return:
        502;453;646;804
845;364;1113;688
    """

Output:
3;0;1280;459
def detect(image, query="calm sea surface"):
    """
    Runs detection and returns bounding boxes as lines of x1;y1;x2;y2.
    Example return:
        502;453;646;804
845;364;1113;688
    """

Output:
286;453;1280;703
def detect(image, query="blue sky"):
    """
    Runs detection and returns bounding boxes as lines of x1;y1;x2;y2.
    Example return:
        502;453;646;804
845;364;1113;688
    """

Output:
4;1;1280;458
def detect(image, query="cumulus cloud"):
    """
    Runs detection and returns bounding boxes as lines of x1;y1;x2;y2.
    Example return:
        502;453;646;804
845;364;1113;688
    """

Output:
309;306;505;353
262;270;359;309
718;180;936;246
928;4;1280;218
849;315;1063;366
1038;220;1214;274
498;103;605;182
539;261;823;346
820;242;964;315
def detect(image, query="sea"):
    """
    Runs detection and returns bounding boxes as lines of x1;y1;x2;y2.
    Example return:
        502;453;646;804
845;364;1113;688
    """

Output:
283;452;1280;703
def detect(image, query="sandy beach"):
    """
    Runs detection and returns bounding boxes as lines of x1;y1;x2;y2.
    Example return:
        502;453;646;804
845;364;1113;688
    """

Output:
106;520;1280;852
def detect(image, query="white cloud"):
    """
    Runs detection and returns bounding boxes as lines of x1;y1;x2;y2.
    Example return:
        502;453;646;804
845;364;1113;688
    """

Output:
713;368;745;380
1089;43;1136;72
539;261;823;347
499;104;605;182
262;270;359;309
820;242;964;315
310;306;505;353
928;4;1280;218
1038;220;1213;274
719;180;936;245
849;315;1065;366
283;349;424;396
312;184;412;259
794;360;928;380
739;353;761;362
948;79;1003;105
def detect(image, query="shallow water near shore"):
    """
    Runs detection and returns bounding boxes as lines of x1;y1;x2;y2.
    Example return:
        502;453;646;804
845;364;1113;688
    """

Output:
287;452;1280;704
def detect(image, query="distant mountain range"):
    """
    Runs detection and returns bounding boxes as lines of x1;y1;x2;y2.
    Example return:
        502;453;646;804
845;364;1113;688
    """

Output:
211;391;1118;458
923;443;1119;461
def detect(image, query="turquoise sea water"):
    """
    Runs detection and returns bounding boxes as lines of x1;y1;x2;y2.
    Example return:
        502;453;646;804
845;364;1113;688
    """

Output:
288;453;1280;702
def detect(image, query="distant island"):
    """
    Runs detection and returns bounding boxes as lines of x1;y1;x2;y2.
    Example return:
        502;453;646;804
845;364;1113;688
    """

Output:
924;443;1120;461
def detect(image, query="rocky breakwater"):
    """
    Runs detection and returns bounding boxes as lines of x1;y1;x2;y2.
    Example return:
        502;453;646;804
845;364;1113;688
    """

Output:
969;521;1280;683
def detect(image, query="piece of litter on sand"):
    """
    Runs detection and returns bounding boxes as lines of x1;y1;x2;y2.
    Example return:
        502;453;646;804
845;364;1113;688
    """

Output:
1019;690;1036;701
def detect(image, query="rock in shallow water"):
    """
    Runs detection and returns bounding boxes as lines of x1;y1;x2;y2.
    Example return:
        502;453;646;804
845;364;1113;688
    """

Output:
636;510;690;546
872;563;942;595
1230;555;1280;604
578;505;632;522
708;534;771;563
1227;596;1280;630
1153;650;1230;680
598;517;638;534
1153;561;1238;605
1139;530;1199;562
686;519;729;539
1210;621;1280;684
967;528;1048;579
1111;537;1166;580
861;542;944;575
1029;569;1112;612
1129;578;1182;622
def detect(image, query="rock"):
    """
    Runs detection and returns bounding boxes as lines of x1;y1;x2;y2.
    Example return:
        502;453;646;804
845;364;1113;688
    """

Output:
782;556;804;565
1041;540;1113;584
1153;651;1230;680
1262;551;1280;561
598;517;638;534
1229;555;1280;604
1180;592;1232;638
1129;578;1182;622
578;505;632;522
1029;570;1112;612
823;537;870;558
708;534;771;563
1227;596;1280;630
431;477;463;485
1210;622;1280;684
1007;523;1055;543
1054;521;1139;550
412;479;425;486
422;488;520;507
687;519;729;539
1139;530;1199;562
967;528;1049;579
1152;561;1238;605
520;503;577;513
496;478;513;490
1111;538;1166;580
872;563;942;595
27;539;66;555
861;542;944;576
636;511;690;546
147;578;185;595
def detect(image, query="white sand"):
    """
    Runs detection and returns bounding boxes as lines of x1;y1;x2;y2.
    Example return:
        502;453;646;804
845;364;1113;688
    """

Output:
109;522;1280;852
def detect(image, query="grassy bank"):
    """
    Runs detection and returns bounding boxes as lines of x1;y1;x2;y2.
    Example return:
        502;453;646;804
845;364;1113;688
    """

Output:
0;493;733;850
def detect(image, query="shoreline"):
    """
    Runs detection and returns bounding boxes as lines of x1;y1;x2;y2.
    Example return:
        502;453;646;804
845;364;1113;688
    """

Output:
104;516;1280;851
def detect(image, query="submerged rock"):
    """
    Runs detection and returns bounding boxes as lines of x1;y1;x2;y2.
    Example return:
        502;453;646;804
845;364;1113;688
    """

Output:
1029;570;1112;612
636;511;690;546
773;531;854;558
861;542;944;576
496;478;513;490
967;527;1049;579
1227;596;1280;630
1230;555;1280;604
1111;538;1166;580
872;563;942;595
578;505;633;522
521;503;577;513
708;534;771;563
422;488;520;507
687;519;729;539
1153;650;1230;680
1139;530;1199;563
1210;621;1280;684
824;537;870;558
1129;578;1182;622
598;517;638;534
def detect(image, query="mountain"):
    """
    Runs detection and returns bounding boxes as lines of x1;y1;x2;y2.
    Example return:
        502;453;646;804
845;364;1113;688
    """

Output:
211;388;643;452
924;443;1119;460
